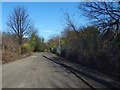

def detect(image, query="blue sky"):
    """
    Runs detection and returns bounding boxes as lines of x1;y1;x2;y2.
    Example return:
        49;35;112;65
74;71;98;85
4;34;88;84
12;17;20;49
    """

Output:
2;2;89;41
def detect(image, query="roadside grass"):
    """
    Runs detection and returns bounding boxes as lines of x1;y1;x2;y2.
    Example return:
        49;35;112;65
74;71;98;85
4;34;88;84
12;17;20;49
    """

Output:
2;50;32;64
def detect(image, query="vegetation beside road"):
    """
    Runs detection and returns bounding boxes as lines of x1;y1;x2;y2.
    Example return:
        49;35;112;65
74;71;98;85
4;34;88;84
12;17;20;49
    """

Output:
2;30;46;63
2;7;47;63
47;2;120;80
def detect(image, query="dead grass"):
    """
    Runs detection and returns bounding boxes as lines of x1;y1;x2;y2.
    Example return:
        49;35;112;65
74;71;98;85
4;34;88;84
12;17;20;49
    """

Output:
2;50;32;64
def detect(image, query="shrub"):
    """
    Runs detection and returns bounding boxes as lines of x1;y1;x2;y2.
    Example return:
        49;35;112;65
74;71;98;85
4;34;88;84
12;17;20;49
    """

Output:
21;43;32;54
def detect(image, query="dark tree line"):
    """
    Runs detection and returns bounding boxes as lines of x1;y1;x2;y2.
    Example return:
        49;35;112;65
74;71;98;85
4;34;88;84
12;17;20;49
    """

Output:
48;2;120;80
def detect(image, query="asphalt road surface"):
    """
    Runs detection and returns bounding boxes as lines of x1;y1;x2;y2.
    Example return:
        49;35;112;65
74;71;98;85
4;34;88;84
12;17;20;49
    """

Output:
2;52;107;88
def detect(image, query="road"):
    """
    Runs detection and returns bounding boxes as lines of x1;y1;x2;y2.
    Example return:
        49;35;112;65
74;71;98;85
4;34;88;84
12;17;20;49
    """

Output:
2;52;108;88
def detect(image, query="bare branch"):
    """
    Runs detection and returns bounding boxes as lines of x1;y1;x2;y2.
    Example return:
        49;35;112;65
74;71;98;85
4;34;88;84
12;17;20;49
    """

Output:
7;6;31;45
79;2;120;34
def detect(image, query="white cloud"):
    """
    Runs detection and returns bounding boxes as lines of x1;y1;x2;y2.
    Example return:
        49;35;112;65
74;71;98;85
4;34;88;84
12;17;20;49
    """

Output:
40;29;59;33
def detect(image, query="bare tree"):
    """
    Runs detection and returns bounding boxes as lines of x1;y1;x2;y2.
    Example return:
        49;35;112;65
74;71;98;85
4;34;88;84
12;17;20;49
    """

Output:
79;2;120;37
64;12;80;35
7;6;31;45
28;25;38;38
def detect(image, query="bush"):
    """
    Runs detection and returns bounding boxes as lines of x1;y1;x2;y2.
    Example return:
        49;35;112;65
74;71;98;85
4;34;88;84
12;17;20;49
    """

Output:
21;43;32;54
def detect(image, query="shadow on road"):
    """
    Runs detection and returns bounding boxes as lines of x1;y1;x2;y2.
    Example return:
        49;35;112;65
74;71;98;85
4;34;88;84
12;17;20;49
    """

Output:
42;55;119;89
